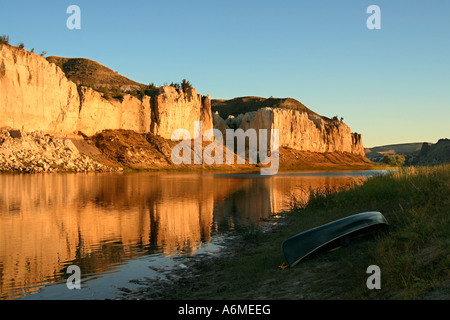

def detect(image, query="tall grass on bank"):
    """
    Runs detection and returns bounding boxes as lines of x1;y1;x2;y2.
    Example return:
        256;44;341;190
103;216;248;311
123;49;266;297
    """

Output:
369;166;449;299
300;165;449;298
180;165;449;300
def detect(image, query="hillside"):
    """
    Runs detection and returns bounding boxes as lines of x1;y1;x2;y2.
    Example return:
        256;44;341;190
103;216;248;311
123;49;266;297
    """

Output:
212;96;322;119
365;142;426;155
365;140;450;166
46;56;143;90
415;139;450;165
364;142;430;163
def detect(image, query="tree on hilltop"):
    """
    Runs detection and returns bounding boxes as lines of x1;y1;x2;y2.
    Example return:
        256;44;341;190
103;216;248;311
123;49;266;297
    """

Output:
170;79;193;91
181;79;193;91
0;34;10;45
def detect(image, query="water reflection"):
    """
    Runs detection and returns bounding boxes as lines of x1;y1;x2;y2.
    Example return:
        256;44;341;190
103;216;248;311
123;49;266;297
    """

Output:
0;171;372;299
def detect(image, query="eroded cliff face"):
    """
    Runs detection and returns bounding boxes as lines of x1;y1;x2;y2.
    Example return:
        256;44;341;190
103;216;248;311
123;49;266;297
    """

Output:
0;45;80;133
0;45;211;138
1;44;362;159
76;87;152;136
214;107;365;156
151;86;213;139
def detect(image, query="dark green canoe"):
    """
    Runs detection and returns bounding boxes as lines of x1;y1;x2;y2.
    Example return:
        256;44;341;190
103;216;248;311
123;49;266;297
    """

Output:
282;211;388;267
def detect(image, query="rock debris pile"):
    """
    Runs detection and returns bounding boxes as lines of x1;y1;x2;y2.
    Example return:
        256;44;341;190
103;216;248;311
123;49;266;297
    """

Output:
0;128;119;173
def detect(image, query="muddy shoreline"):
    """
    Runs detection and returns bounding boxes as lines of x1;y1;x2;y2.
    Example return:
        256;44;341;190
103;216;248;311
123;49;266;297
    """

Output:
114;216;291;300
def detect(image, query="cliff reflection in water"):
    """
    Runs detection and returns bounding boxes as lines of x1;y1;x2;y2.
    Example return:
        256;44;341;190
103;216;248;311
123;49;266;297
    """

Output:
0;172;366;299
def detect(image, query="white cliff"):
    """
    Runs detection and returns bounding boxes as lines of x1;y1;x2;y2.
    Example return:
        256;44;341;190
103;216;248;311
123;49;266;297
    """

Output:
0;45;211;138
150;86;213;139
214;106;365;156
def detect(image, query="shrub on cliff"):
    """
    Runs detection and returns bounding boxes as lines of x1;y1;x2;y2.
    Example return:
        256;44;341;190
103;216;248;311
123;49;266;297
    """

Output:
110;86;124;102
170;79;193;92
94;86;124;102
181;79;193;91
126;83;160;100
97;86;111;100
170;82;181;89
331;115;344;122
144;83;159;97
0;34;9;45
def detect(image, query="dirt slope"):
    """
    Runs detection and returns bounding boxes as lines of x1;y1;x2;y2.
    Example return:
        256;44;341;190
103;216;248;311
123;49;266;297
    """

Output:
71;130;376;171
46;56;143;90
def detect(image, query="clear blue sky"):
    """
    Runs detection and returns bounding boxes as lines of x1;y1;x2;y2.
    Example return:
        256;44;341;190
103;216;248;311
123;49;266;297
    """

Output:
1;0;449;147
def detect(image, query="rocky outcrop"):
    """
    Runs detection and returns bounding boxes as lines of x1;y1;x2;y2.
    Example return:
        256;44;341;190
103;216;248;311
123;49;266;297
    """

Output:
76;87;152;136
414;139;450;165
214;106;365;156
0;45;211;138
150;86;213;139
0;44;80;133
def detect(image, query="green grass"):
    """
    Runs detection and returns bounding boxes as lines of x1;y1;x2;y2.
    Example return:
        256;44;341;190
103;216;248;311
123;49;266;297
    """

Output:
165;164;449;300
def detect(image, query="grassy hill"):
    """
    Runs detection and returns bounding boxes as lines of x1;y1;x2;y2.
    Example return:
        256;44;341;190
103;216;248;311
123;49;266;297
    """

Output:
365;142;427;155
415;138;450;165
46;56;143;90
365;142;431;163
212;96;323;119
365;140;450;166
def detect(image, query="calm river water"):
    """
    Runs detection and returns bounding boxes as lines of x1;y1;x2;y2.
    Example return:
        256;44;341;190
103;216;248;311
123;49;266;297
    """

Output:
0;170;386;300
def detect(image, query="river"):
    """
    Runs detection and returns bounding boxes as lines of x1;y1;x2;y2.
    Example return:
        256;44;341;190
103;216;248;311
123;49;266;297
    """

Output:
0;170;386;300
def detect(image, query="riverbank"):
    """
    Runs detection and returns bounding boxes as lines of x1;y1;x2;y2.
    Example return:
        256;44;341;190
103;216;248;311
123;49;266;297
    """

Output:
119;164;449;300
0;128;381;174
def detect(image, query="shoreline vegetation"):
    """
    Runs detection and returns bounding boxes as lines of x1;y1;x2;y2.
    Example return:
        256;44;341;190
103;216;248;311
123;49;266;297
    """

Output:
119;164;449;300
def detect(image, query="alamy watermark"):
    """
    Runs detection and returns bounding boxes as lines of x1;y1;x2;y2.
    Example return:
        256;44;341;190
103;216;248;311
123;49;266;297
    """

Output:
171;121;279;176
64;2;381;169
366;265;381;289
66;265;81;290
367;5;381;30
66;5;81;30
65;5;380;32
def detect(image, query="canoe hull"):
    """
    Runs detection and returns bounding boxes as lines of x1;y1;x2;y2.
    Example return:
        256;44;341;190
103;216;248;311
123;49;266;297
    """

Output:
282;211;388;267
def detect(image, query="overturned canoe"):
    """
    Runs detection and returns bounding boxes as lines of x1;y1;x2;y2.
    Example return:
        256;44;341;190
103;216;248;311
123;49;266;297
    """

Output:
282;211;388;267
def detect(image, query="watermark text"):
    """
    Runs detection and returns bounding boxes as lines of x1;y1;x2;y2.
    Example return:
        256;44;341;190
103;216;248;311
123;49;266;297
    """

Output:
171;121;279;175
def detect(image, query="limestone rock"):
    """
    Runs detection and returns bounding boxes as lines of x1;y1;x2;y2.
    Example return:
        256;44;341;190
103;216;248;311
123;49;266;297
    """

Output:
1;43;364;164
151;86;213;139
217;107;365;156
0;45;205;139
212;113;229;136
77;87;151;136
0;45;80;133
